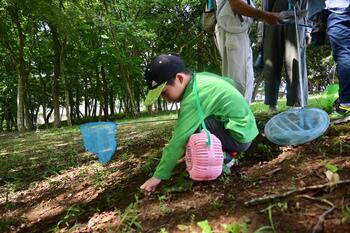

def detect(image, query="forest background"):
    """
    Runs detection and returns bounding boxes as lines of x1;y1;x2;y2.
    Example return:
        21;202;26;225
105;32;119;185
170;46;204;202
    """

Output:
0;0;335;132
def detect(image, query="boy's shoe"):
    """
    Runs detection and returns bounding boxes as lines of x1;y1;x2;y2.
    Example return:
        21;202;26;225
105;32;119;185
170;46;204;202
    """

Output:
268;105;278;114
330;101;350;124
223;152;237;175
288;106;302;110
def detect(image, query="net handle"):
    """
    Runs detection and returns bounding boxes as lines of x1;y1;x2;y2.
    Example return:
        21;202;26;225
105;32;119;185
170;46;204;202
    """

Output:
193;74;211;147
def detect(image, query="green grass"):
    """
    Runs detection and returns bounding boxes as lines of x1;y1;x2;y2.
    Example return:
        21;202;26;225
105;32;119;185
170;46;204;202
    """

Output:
0;113;174;190
250;94;330;113
0;126;89;190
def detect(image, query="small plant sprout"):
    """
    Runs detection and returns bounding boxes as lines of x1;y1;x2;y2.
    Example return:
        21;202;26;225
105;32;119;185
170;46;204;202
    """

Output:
267;205;276;233
115;195;142;232
341;199;350;224
276;202;288;212
159;228;169;233
197;220;212;233
323;161;340;190
55;205;82;230
324;162;339;173
159;204;172;216
221;222;248;233
158;194;170;202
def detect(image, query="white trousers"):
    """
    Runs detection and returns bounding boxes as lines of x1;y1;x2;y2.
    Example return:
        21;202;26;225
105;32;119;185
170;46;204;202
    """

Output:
215;26;254;104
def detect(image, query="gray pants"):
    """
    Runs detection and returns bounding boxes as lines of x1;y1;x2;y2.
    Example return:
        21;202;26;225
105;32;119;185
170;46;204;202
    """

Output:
214;0;254;104
263;0;308;107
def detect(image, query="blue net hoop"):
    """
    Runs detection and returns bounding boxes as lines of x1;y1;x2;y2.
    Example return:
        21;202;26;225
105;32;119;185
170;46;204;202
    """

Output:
264;108;330;146
80;122;117;163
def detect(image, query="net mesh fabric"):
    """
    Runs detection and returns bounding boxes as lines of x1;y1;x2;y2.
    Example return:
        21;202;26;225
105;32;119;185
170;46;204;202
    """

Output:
264;108;330;146
80;122;117;163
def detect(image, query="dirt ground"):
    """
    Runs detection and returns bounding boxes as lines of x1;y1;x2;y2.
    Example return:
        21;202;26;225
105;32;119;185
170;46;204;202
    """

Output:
1;113;350;233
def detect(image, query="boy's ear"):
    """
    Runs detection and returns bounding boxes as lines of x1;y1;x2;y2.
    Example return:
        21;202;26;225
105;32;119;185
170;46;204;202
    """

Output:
176;73;184;83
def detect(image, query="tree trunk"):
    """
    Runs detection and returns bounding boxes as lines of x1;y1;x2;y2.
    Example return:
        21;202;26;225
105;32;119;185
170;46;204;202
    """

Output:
42;104;48;128
101;65;109;119
11;7;27;132
109;86;115;116
92;98;97;118
61;35;72;126
17;72;25;131
46;108;54;125
51;25;61;128
75;86;80;120
95;66;104;120
125;79;136;116
157;98;162;112
118;98;123;113
0;116;3;131
84;74;89;117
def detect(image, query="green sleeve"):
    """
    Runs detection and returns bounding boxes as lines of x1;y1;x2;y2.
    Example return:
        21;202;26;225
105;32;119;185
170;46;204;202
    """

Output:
153;99;199;180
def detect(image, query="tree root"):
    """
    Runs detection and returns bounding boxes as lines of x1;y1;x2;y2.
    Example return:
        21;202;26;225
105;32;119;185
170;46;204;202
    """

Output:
244;179;350;206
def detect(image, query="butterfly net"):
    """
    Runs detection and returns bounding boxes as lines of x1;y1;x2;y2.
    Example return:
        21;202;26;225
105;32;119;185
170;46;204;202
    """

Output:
80;122;117;163
264;108;330;146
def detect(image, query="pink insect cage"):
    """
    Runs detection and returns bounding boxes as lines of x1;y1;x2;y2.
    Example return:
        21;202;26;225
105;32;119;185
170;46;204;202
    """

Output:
185;74;224;181
185;130;224;181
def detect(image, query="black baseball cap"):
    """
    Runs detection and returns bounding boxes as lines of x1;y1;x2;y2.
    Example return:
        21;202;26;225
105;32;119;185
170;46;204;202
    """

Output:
144;54;187;105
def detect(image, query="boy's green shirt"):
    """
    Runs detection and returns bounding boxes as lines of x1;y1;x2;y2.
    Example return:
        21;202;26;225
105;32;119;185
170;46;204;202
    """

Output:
154;72;258;180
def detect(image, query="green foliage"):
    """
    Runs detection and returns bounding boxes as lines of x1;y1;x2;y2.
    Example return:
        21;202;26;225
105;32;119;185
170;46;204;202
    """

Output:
0;0;338;130
54;205;83;230
91;167;113;188
254;226;274;233
267;205;276;233
342;204;350;224
276;202;288;212
257;143;275;160
324;162;339;173
115;195;143;232
159;228;169;233
143;155;160;176
198;219;275;233
197;220;213;233
161;172;193;193
221;222;248;233
0;218;10;232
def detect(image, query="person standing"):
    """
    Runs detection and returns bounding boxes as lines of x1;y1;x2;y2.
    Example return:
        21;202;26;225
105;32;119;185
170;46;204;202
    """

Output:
214;0;281;103
325;0;350;116
262;0;310;112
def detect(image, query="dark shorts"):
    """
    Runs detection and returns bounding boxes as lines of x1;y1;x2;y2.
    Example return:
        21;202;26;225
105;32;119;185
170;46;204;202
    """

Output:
196;117;251;153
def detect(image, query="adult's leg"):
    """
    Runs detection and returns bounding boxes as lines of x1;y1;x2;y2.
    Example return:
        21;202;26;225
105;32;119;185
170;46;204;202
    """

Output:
203;117;251;153
263;1;286;106
327;12;350;104
216;29;254;103
284;20;308;107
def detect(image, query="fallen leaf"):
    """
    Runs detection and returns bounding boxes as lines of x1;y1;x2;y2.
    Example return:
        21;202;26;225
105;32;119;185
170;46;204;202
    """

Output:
325;170;340;190
177;224;189;231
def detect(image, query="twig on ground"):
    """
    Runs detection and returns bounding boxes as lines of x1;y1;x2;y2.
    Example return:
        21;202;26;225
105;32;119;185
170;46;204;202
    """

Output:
265;167;282;176
244;179;350;206
296;194;335;233
297;194;334;207
312;205;336;233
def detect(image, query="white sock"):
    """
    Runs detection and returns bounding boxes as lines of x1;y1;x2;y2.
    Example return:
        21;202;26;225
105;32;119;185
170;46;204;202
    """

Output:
225;158;236;168
340;103;350;107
